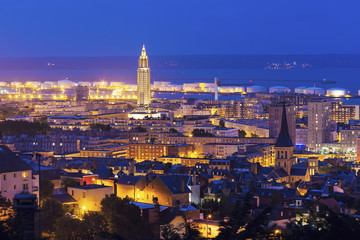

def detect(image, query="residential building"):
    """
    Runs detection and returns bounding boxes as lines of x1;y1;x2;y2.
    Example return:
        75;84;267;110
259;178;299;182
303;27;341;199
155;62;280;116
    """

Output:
0;145;36;201
68;184;113;211
308;101;331;152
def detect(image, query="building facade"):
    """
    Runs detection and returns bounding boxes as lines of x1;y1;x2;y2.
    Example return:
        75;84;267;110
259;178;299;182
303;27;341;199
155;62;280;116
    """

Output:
307;101;331;152
136;45;151;112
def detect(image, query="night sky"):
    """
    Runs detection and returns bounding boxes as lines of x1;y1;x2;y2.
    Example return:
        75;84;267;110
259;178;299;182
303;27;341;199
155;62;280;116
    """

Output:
0;0;359;57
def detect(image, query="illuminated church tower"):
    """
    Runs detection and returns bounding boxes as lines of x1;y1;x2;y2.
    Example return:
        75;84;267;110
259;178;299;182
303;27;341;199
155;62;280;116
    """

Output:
136;45;151;112
275;104;295;176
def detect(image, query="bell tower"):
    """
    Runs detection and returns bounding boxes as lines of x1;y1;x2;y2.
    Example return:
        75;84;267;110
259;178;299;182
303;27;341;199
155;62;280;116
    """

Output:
274;104;295;175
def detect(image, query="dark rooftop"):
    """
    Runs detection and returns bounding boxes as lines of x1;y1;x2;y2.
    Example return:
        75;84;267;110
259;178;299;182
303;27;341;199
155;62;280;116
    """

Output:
0;145;32;174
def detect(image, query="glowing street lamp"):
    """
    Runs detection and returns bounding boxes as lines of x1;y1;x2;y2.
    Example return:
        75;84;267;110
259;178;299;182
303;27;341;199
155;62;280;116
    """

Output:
207;214;212;238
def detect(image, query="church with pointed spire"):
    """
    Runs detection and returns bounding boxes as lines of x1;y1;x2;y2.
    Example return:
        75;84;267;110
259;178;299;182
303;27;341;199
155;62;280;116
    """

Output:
268;104;311;183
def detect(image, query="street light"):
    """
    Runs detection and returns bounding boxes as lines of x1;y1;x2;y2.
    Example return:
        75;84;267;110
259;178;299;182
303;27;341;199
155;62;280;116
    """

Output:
274;229;282;240
206;214;212;239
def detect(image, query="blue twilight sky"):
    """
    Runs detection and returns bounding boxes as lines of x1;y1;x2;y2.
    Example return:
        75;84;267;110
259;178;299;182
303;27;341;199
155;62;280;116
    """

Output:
0;0;359;57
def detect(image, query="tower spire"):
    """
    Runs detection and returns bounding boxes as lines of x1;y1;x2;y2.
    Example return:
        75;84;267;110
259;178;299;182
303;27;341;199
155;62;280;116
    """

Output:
141;44;146;56
275;103;294;147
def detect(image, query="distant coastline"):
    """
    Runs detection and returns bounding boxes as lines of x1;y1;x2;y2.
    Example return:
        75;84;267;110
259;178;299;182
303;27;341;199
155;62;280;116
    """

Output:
0;55;359;93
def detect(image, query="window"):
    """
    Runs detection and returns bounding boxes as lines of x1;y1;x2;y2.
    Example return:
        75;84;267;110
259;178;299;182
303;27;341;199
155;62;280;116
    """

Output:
14;173;16;178
83;192;86;198
71;190;74;196
22;172;29;181
23;184;29;190
3;174;6;181
14;185;16;190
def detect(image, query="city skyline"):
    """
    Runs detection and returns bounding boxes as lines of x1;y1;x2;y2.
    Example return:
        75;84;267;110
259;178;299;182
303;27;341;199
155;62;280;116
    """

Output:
1;2;360;240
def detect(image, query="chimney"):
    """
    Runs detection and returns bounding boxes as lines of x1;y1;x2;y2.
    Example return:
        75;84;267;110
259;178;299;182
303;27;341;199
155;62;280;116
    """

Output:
180;177;185;193
153;197;159;206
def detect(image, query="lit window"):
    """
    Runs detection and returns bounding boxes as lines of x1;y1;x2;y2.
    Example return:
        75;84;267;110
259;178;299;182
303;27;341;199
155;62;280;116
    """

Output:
22;172;29;181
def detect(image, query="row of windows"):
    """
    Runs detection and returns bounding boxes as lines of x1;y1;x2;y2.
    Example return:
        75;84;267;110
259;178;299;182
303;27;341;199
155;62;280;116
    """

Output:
3;172;29;181
2;183;28;192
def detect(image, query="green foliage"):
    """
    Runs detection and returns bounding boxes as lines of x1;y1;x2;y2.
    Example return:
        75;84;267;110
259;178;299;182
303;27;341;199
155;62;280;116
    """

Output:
161;223;201;240
238;130;246;137
54;216;88;240
199;198;229;220
134;126;147;132
354;197;360;213
40;178;54;201
285;205;360;240
161;224;181;240
0;107;24;120
100;194;147;239
216;193;252;240
0;120;50;137
61;178;80;192
250;133;259;138
169;128;178;133
0;195;13;239
83;212;108;239
54;212;108;240
90;123;112;131
218;120;225;128
192;129;215;137
41;198;66;233
318;165;352;174
182;223;201;240
147;136;156;144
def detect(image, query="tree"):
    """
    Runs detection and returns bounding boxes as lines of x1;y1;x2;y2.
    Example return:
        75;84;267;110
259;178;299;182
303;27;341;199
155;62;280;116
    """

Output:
192;129;215;137
53;212;108;240
100;195;147;239
219;120;225;128
90;123;112;131
0;120;50;137
318;165;352;174
83;212;108;239
250;133;259;138
169;128;178;133
134;126;147;132
40;178;55;201
91;161;99;171
0;195;12;239
41;198;66;233
238;130;246;137
54;216;88;240
216;193;252;240
285;204;360;240
199;198;229;220
182;223;201;240
61;178;79;192
161;224;181;240
0;107;24;120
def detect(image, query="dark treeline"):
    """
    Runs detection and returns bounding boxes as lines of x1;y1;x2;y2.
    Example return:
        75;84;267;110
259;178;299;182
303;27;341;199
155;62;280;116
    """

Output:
0;120;50;137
